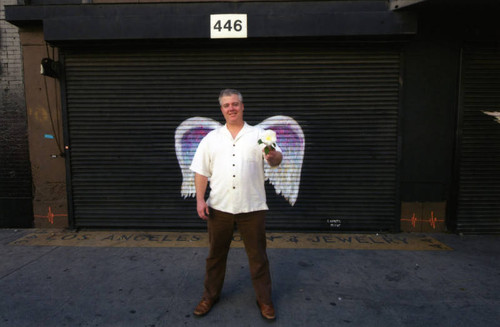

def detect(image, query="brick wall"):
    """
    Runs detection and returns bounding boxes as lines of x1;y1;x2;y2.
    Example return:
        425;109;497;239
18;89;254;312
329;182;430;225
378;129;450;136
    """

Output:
0;0;33;227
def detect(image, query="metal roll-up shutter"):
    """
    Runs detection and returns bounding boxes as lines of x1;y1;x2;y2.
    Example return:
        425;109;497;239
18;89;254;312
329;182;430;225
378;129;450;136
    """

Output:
456;44;500;234
63;39;401;231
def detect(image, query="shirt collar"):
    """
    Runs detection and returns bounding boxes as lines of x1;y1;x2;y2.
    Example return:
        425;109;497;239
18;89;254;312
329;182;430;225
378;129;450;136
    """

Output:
223;122;251;141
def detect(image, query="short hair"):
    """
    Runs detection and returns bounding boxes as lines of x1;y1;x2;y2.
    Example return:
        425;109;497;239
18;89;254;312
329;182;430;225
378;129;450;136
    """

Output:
218;89;243;105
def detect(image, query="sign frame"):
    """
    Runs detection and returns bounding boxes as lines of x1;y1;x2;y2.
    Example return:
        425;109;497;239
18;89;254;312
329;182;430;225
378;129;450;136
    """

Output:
210;14;248;39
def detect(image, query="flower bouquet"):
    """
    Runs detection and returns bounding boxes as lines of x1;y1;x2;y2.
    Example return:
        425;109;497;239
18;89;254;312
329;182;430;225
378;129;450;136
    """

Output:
258;130;277;155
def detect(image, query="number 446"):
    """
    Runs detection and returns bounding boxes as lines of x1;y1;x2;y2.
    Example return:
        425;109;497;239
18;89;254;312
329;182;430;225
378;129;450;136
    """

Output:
213;19;243;32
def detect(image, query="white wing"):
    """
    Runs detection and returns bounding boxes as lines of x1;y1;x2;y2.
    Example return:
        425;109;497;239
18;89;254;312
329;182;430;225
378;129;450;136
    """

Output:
483;111;500;124
174;117;221;198
257;116;305;206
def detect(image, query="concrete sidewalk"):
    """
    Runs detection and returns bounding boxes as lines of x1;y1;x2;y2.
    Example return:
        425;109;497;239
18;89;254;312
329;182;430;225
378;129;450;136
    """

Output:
0;229;498;327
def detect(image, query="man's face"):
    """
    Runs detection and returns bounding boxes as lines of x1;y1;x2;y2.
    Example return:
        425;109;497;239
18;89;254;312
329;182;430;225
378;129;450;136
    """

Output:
220;94;244;125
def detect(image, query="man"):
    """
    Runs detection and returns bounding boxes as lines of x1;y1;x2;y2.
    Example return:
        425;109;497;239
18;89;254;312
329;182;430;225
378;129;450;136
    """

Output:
189;89;282;320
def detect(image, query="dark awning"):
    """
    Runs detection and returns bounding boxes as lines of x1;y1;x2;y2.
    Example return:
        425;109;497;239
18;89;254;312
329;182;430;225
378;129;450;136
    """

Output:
6;1;417;42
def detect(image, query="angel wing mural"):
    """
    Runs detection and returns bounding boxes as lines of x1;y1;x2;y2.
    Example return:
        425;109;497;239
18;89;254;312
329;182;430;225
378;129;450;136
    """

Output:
174;116;305;206
175;117;222;198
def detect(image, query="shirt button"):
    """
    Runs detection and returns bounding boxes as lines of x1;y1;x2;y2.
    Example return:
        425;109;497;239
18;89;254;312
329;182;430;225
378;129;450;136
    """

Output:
233;164;235;167
233;186;235;189
233;175;235;177
233;154;235;156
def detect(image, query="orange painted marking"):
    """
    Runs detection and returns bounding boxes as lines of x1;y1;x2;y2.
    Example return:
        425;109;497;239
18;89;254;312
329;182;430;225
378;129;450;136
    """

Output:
401;211;445;229
34;206;67;224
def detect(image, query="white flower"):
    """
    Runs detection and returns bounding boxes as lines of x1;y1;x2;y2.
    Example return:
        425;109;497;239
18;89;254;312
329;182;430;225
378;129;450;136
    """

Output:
258;129;277;155
261;130;277;146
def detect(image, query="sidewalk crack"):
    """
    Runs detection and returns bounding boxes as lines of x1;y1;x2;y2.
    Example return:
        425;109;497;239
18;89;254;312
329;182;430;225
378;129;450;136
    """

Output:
0;246;59;281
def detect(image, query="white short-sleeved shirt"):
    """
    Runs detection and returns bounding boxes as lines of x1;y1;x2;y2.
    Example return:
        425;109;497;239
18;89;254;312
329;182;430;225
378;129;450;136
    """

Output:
190;122;280;214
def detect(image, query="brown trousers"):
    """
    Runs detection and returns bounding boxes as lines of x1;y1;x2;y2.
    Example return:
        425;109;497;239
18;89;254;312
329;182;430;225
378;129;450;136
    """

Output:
203;208;273;305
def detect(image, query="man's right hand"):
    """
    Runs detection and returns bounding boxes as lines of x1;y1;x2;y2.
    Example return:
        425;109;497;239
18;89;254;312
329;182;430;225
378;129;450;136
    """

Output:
197;199;210;220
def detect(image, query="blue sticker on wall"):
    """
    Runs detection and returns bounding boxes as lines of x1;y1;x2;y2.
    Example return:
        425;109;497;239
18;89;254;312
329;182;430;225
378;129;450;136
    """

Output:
44;134;54;139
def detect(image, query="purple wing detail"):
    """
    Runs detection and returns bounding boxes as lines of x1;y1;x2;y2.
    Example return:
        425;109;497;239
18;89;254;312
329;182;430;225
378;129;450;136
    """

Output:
258;116;305;206
180;127;212;164
175;117;221;198
267;125;304;152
